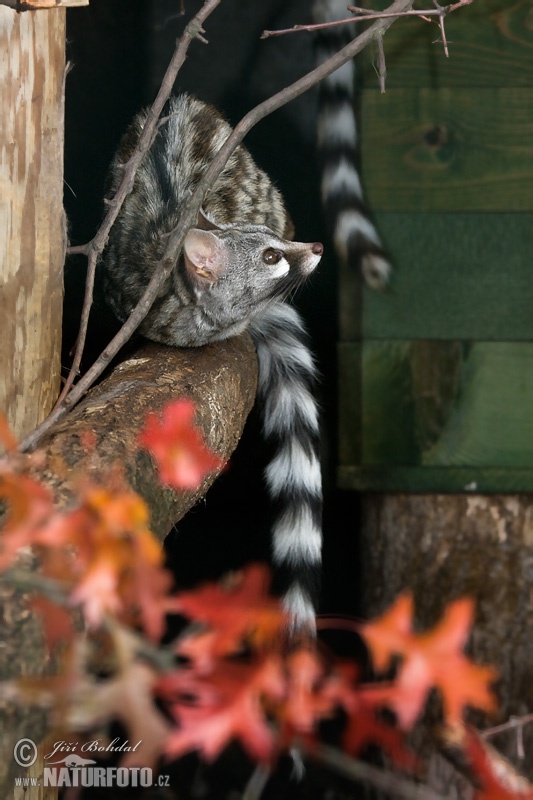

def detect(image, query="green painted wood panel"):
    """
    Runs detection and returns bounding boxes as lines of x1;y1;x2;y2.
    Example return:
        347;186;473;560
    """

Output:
339;341;533;490
338;466;533;493
339;213;533;343
338;2;533;492
359;0;533;88
361;88;533;212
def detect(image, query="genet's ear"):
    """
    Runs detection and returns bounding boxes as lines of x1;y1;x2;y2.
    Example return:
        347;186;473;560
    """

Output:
183;229;228;286
196;208;222;232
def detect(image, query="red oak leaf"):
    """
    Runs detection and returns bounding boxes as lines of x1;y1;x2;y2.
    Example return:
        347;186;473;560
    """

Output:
283;654;415;769
53;484;168;633
0;471;58;569
162;657;285;763
360;594;497;729
171;565;285;660
282;649;337;735
31;595;75;652
341;682;418;769
139;398;224;490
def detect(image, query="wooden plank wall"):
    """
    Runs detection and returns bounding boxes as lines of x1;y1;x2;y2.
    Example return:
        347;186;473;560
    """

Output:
339;0;533;492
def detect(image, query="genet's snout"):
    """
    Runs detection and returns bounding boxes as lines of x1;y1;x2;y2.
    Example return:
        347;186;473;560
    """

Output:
312;242;324;256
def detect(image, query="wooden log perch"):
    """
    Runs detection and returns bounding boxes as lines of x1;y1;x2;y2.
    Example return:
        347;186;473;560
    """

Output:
29;333;259;537
0;334;258;796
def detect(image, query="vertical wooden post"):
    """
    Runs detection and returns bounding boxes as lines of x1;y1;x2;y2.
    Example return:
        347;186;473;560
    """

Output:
0;4;65;441
0;6;65;797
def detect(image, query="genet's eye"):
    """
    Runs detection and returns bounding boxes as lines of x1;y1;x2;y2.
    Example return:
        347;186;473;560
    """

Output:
262;248;283;265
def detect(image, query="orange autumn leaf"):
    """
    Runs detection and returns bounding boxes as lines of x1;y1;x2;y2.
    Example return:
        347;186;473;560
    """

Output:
162;657;285;763
341;685;418;770
283;649;333;734
139;398;224;490
360;594;497;729
360;593;414;672
30;483;170;637
0;471;60;569
31;595;75;652
62;485;168;635
171;565;285;659
278;652;416;770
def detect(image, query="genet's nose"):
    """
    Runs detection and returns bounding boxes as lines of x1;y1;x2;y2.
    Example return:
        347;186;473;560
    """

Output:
312;242;324;256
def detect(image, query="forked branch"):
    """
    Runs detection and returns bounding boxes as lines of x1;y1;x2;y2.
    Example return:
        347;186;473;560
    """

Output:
262;0;474;57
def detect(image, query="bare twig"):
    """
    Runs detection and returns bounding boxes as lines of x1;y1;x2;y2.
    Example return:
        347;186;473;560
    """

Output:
483;713;533;754
242;765;271;800
20;0;413;453
262;0;474;48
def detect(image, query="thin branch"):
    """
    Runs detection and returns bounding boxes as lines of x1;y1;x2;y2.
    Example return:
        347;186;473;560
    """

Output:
315;745;454;800
242;765;271;800
262;0;474;41
348;0;474;19
483;713;533;741
20;0;413;453
53;0;223;411
1;568;72;606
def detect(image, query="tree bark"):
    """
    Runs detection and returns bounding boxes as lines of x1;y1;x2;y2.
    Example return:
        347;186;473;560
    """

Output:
29;334;259;537
0;6;65;442
361;493;533;788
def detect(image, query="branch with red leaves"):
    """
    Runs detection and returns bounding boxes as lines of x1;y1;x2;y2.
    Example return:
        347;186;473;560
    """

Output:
0;409;512;799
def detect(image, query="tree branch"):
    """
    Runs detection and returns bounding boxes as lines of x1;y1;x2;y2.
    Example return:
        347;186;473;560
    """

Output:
263;1;474;59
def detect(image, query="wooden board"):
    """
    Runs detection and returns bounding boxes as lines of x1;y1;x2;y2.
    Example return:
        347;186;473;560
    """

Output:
360;88;533;212
359;0;533;88
339;465;533;492
339;213;533;343
339;340;533;489
0;7;65;442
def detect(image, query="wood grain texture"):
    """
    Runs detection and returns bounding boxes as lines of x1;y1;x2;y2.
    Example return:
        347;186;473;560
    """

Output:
0;6;65;440
29;335;259;541
361;88;533;212
360;0;533;88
